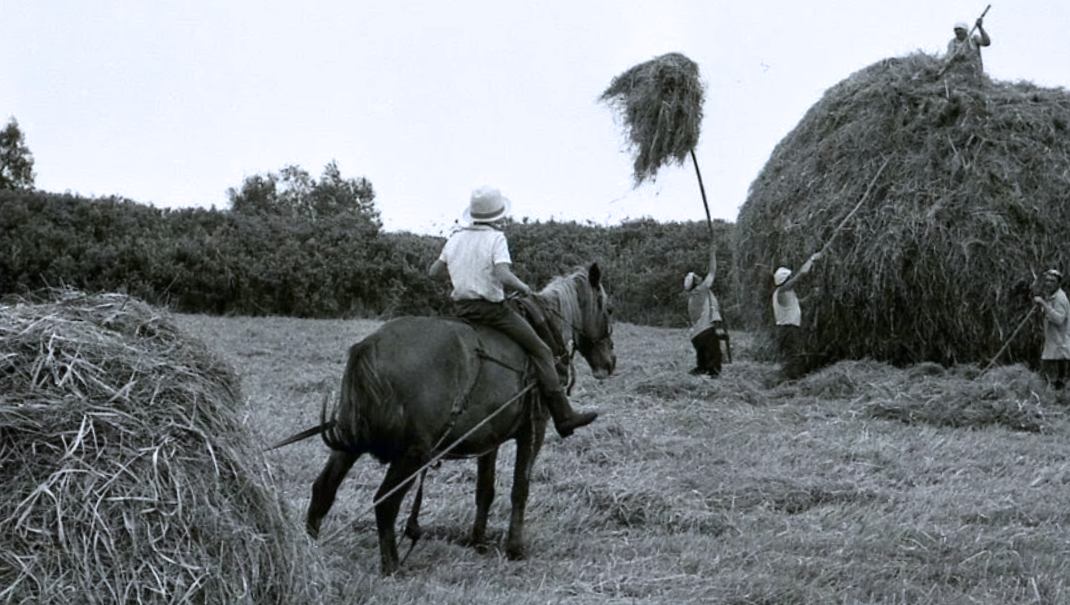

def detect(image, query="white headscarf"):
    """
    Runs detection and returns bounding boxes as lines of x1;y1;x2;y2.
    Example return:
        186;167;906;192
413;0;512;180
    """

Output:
774;267;792;286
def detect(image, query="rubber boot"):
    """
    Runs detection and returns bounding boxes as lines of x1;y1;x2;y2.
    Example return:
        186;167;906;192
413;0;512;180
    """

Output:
545;390;597;438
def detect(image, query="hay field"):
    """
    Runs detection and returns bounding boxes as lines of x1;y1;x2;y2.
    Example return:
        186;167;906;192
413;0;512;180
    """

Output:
173;313;1070;604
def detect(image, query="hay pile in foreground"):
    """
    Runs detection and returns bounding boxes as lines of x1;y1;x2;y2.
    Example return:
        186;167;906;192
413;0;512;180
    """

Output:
736;52;1070;370
0;291;321;604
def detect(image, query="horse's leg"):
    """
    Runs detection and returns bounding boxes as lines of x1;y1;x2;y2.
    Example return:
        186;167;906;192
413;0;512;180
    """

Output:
374;456;422;576
306;449;359;538
404;470;425;542
505;420;545;560
472;448;498;550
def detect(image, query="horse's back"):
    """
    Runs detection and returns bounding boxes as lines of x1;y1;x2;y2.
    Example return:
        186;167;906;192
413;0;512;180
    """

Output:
368;316;526;377
334;316;535;459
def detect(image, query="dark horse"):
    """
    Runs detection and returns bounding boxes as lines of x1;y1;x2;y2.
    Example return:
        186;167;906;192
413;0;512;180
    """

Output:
304;263;615;575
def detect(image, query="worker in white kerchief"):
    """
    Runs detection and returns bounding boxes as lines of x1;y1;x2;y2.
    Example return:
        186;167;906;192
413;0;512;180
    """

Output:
772;251;821;381
1034;268;1070;389
683;240;727;377
944;17;991;81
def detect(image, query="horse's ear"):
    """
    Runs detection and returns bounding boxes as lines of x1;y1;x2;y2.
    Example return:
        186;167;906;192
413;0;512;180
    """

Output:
588;262;602;288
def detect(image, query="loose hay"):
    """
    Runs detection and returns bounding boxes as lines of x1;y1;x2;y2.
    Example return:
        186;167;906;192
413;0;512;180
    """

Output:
736;51;1070;371
862;363;1051;432
0;290;322;604
599;52;705;186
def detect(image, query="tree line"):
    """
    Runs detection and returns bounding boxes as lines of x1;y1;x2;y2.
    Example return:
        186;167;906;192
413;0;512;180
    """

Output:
0;117;741;327
0;188;740;328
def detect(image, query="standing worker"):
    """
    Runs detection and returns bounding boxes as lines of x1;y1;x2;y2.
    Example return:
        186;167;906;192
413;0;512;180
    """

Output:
684;240;727;377
1033;269;1070;389
772;252;822;381
944;16;991;81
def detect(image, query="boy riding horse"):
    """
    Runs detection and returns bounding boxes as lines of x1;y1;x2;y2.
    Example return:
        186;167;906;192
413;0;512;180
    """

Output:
428;186;598;438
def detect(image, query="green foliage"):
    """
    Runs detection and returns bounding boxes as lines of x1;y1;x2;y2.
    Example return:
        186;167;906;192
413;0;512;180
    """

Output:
0;117;35;191
0;188;737;325
227;161;379;231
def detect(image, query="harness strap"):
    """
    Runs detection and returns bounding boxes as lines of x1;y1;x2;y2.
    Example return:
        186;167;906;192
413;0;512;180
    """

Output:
428;322;536;455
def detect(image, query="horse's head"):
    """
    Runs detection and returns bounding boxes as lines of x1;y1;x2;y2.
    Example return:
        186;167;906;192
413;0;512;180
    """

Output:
572;262;616;379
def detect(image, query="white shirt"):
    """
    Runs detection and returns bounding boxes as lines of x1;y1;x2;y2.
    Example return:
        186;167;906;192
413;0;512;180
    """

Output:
687;279;722;338
1041;288;1070;360
438;225;511;302
772;287;802;327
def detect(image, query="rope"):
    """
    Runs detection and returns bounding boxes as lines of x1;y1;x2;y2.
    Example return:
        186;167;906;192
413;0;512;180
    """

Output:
320;382;537;545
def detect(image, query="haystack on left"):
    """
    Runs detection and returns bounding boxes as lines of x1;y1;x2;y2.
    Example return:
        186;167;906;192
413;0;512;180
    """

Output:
0;290;322;604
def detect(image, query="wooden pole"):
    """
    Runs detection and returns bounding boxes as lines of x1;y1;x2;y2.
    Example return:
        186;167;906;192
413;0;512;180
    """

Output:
983;305;1034;372
819;158;890;256
691;148;713;236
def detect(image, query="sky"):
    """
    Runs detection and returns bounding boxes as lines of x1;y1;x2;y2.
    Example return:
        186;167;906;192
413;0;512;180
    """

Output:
5;1;1069;235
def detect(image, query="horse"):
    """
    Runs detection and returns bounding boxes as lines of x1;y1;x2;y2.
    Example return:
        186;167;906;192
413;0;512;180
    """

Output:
303;262;615;575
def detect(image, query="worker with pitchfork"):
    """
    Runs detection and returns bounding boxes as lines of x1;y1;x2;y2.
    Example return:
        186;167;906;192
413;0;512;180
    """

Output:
1034;269;1070;389
772;252;822;381
684;240;728;377
944;17;991;81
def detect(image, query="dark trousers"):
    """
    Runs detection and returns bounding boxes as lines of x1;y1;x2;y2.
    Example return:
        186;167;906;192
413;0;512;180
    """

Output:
691;326;724;376
776;324;806;380
451;299;563;396
1041;359;1070;389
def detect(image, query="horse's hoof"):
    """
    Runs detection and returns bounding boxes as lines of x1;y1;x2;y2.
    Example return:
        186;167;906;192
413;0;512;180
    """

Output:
305;519;320;540
404;521;422;541
505;545;526;561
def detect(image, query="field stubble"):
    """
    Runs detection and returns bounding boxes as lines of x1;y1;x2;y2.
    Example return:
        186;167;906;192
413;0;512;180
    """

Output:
176;314;1070;604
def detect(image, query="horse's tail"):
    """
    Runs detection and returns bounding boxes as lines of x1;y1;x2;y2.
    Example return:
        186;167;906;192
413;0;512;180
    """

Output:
265;419;333;451
322;337;400;454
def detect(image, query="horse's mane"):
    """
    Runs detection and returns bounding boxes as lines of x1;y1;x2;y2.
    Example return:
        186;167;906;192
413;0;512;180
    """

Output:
536;267;590;328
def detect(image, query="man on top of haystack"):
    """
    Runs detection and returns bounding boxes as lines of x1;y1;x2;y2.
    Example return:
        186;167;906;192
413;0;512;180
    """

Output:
944;16;991;80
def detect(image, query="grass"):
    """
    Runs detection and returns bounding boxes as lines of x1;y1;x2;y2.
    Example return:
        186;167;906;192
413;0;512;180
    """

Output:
174;314;1070;604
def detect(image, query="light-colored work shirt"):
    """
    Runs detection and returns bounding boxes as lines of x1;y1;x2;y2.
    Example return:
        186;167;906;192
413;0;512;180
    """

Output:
437;225;511;302
772;287;801;327
1041;288;1070;360
946;35;985;74
687;278;722;339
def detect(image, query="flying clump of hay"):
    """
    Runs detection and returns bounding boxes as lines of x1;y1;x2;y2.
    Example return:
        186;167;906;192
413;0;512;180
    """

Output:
0;291;322;604
599;52;706;187
735;52;1070;370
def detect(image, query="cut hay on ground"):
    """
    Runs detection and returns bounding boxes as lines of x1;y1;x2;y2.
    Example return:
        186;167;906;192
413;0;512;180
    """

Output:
735;51;1070;371
599;52;705;186
0;290;322;604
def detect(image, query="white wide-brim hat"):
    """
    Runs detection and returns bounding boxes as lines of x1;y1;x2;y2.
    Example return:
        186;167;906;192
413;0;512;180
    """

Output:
774;267;792;286
463;186;512;223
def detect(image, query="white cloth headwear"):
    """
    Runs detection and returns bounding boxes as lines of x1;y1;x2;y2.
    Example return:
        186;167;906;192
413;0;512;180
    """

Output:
774;267;792;286
684;272;697;291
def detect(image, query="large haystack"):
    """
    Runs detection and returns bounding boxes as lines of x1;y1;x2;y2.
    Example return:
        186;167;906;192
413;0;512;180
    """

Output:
736;52;1070;370
0;291;322;604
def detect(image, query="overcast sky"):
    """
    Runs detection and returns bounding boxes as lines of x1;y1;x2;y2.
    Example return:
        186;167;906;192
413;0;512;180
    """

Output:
6;1;1068;235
